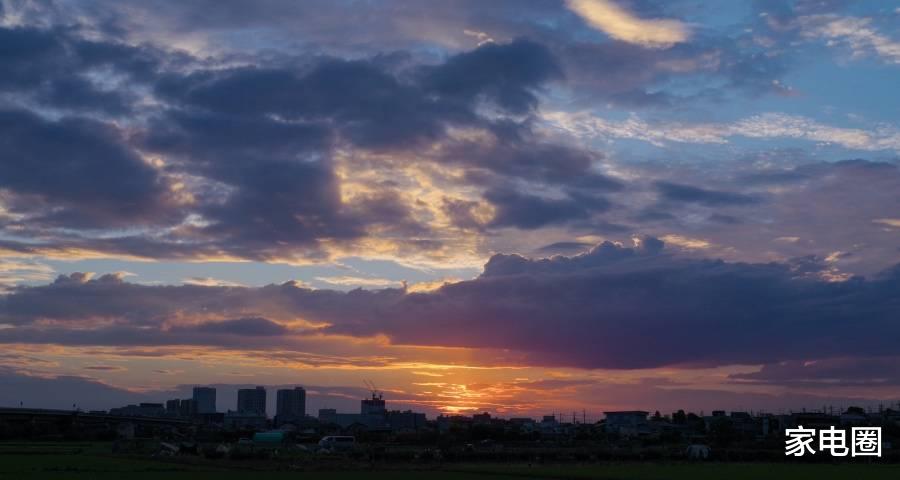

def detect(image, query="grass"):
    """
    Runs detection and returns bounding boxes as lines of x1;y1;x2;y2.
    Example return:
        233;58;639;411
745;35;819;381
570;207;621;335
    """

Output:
451;462;900;480
2;443;899;479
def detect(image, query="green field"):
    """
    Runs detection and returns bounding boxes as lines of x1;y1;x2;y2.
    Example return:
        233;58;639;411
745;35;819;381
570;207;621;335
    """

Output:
2;444;900;480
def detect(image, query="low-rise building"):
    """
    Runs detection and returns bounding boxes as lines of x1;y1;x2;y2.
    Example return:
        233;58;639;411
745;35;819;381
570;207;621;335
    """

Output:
604;411;650;437
109;403;166;417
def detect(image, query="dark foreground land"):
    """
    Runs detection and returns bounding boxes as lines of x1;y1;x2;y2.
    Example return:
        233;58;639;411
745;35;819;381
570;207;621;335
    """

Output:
2;443;900;480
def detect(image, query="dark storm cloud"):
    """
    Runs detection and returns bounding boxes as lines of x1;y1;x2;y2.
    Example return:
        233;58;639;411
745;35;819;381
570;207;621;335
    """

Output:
484;188;611;229
130;39;573;257
142;109;331;160
0;109;177;228
0;25;178;230
0;272;190;326
0;22;578;259
441;197;485;231
435;136;623;229
536;241;595;254
449;140;622;188
0;25;165;115
153;40;558;151
320;241;900;369
0;272;400;331
730;356;900;387
142;116;429;259
632;208;676;222
71;0;799;107
0;1;894;279
708;213;741;225
654;181;759;206
422;38;562;115
173;317;289;336
3;240;900;370
155;61;468;149
197;161;361;255
0;2;813;263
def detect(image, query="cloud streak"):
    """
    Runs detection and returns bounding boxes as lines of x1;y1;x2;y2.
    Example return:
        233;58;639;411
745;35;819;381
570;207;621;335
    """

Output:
566;0;690;48
547;111;900;152
799;15;900;65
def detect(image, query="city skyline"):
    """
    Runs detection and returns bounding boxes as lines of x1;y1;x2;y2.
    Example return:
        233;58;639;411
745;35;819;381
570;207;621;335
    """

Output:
15;381;900;427
1;0;900;418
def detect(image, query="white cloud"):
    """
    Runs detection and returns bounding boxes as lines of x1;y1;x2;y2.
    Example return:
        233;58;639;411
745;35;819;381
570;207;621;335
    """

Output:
544;111;900;152
315;276;400;288
566;0;690;48
183;277;246;287
659;234;711;250
799;15;900;65
463;29;494;47
0;259;55;288
873;218;900;228
729;114;889;150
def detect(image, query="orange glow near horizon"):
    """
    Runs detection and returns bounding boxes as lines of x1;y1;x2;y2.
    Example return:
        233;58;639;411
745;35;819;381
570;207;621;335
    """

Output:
8;341;898;417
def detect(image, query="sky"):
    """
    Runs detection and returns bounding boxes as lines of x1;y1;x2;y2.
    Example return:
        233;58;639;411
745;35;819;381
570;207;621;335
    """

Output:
1;0;900;418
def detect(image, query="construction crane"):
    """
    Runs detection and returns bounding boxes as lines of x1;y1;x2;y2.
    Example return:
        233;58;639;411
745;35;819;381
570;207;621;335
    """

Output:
363;379;382;399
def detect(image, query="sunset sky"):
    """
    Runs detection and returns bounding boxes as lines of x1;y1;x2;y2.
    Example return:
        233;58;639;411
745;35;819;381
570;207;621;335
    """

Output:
1;0;900;418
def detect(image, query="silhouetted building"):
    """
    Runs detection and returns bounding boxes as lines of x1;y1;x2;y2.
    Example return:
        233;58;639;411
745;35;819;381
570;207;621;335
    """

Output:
604;411;650;436
473;412;492;425
237;386;267;415
165;398;197;417
318;408;337;419
317;393;420;431
437;414;473;433
275;387;306;422
192;386;216;414
361;393;386;416
178;398;197;417
109;403;166;417
387;410;427;431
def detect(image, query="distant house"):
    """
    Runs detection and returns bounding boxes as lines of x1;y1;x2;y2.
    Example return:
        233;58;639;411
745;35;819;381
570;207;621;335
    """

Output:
604;411;650;437
387;410;427;432
109;403;166;418
840;407;868;426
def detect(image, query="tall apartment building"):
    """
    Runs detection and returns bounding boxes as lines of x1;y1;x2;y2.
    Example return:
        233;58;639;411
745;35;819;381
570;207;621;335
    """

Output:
237;386;267;415
192;386;217;414
276;387;306;421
